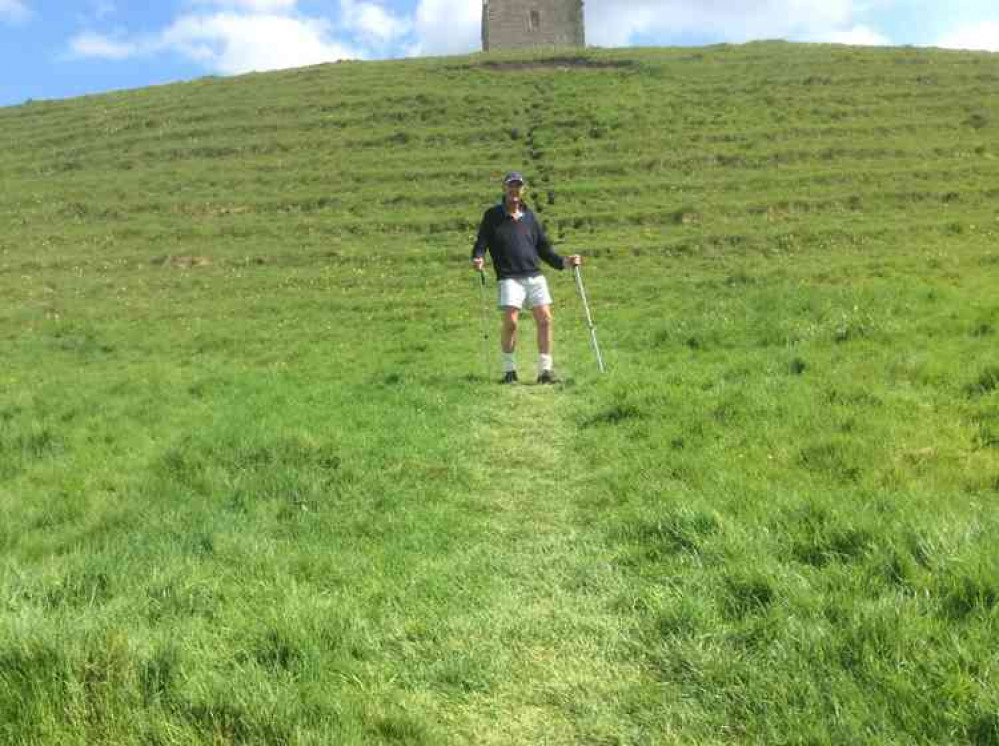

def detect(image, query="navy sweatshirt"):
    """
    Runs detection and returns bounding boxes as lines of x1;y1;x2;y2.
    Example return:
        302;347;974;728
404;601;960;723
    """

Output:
472;202;566;280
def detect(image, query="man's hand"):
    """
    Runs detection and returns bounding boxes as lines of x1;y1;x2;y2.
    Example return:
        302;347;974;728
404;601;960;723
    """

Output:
472;256;485;272
568;254;582;267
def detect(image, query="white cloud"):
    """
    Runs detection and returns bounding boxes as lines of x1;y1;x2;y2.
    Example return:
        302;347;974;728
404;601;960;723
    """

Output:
409;0;479;56
161;12;361;73
69;9;362;74
70;30;137;59
188;0;298;10
585;0;876;47
938;21;999;52
819;25;891;46
0;0;29;24
340;0;410;47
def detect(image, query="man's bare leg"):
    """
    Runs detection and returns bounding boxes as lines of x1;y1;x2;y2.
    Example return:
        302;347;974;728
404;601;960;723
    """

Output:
501;307;519;354
499;307;520;379
532;304;552;356
532;304;555;380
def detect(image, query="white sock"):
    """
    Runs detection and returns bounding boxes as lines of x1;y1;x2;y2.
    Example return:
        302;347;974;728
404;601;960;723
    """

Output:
502;352;517;373
539;354;553;372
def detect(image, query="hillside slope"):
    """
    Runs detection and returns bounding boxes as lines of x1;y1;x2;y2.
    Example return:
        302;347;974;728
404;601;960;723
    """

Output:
2;43;998;745
2;42;997;267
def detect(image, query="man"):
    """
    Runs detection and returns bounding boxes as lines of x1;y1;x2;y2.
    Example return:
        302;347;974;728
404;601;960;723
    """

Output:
471;171;581;384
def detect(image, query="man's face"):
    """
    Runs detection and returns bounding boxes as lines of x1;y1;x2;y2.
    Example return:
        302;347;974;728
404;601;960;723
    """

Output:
504;180;524;206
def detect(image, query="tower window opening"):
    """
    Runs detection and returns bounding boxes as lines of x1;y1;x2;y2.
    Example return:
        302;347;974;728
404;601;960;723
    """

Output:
528;9;541;32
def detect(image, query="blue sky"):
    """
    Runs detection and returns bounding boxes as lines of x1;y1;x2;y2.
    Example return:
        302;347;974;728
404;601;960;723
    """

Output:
1;1;997;107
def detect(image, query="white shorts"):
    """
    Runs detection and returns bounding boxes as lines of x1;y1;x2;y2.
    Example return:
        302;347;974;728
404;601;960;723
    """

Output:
498;275;553;310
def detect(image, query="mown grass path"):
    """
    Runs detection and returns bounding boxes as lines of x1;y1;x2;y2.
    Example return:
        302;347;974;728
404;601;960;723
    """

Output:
429;381;655;744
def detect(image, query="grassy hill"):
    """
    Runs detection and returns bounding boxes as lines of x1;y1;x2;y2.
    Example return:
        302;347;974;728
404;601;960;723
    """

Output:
1;42;998;744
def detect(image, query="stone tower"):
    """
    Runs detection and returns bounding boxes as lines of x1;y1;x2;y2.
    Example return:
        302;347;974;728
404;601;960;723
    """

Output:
482;0;585;51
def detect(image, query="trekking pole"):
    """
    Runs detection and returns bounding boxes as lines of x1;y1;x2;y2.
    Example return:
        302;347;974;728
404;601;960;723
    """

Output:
573;265;605;373
476;269;494;380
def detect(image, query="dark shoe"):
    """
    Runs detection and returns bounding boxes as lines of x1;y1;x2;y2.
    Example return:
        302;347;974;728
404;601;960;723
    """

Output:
537;370;560;384
501;371;518;384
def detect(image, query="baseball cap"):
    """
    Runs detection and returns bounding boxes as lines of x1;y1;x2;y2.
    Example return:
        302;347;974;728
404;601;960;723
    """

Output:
503;171;526;186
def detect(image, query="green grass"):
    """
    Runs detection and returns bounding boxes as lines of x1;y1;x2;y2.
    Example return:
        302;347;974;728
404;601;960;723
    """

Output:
2;41;998;744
